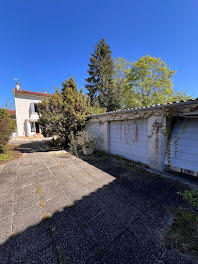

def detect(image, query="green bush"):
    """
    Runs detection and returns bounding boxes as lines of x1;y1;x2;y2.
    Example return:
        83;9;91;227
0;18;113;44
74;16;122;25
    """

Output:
178;190;198;209
164;190;198;257
164;209;198;257
0;109;16;153
68;130;98;156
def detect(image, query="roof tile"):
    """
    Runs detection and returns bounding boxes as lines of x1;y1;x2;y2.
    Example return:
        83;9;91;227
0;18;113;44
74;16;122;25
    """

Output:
13;89;52;97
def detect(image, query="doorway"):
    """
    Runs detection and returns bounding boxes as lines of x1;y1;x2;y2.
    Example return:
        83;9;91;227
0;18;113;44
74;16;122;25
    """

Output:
35;122;40;134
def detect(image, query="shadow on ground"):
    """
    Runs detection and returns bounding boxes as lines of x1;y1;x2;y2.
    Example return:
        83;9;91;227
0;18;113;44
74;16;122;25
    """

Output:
18;139;62;153
0;141;197;264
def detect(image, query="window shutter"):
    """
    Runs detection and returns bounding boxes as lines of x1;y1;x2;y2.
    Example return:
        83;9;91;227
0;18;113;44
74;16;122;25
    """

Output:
30;102;35;113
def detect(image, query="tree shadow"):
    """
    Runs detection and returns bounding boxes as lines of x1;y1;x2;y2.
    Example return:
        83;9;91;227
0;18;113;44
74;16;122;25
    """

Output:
18;139;63;153
0;151;193;264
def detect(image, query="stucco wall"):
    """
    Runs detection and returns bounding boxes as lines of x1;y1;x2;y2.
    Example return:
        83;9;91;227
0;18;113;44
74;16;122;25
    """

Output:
85;103;198;172
14;94;43;137
85;115;167;171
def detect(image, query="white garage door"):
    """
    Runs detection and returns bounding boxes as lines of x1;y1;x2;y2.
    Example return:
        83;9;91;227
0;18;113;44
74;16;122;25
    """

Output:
109;119;148;165
165;118;198;172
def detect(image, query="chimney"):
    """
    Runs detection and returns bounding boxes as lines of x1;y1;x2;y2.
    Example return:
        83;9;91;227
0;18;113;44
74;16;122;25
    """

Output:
44;89;46;94
16;83;20;90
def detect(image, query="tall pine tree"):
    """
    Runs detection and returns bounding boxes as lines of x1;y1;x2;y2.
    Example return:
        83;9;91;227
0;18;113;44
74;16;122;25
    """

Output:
85;39;117;111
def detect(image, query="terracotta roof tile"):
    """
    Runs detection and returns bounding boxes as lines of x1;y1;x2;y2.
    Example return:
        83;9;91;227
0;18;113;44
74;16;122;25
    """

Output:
13;88;52;97
8;110;15;116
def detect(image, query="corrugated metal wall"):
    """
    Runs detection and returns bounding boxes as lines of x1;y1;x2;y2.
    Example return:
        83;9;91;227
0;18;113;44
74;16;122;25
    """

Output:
109;119;148;164
165;118;198;172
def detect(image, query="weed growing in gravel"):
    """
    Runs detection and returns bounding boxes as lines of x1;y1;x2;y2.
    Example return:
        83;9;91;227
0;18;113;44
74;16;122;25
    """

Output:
164;209;198;257
98;246;104;256
164;190;198;258
36;187;43;194
178;190;198;209
57;245;66;264
51;227;56;234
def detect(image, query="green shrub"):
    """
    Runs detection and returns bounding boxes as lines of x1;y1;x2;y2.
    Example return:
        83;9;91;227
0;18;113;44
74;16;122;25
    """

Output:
68;130;100;156
164;209;198;257
178;190;198;209
0;109;16;153
164;190;198;257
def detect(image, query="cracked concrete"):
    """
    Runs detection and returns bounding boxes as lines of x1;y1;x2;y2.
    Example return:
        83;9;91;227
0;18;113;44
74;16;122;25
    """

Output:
0;138;197;263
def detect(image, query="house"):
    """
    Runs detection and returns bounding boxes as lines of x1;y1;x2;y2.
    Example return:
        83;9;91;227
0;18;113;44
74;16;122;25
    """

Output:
8;109;16;119
13;83;51;137
85;98;198;175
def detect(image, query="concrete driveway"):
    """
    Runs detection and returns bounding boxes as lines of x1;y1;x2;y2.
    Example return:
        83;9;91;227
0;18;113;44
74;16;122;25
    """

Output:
0;138;197;263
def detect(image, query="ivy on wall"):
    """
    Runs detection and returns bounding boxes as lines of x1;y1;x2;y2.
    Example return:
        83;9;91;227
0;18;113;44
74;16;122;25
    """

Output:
91;103;198;168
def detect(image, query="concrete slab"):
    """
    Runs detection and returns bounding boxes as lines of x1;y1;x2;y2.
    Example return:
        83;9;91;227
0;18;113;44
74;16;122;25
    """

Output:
0;215;12;243
0;137;197;264
0;199;14;219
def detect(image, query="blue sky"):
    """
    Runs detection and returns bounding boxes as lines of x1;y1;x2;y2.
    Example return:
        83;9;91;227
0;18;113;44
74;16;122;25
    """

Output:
0;0;198;108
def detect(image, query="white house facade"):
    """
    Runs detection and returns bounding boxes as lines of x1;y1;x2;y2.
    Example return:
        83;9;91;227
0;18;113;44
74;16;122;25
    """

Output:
13;83;51;137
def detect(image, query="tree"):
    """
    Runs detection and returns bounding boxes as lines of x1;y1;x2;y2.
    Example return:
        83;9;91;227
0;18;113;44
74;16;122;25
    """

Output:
0;109;16;153
86;97;106;115
171;91;191;102
38;77;88;146
125;55;175;108
37;89;64;138
85;38;117;111
124;55;190;108
113;57;132;108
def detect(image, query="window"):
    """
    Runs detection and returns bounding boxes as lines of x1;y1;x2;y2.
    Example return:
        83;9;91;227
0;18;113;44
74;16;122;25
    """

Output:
31;122;36;132
30;102;39;113
34;103;39;113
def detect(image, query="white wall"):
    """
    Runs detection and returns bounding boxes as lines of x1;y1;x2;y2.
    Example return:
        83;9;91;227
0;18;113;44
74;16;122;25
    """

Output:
147;115;167;171
109;119;149;165
14;94;43;137
86;113;167;171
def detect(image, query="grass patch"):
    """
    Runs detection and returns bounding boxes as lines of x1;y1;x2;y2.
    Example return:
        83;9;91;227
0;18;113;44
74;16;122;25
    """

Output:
164;208;198;258
0;151;13;162
0;145;21;165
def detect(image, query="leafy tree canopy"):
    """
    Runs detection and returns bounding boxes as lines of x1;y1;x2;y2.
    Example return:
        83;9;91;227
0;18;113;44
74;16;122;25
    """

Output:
118;55;191;108
86;97;106;115
113;57;132;108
